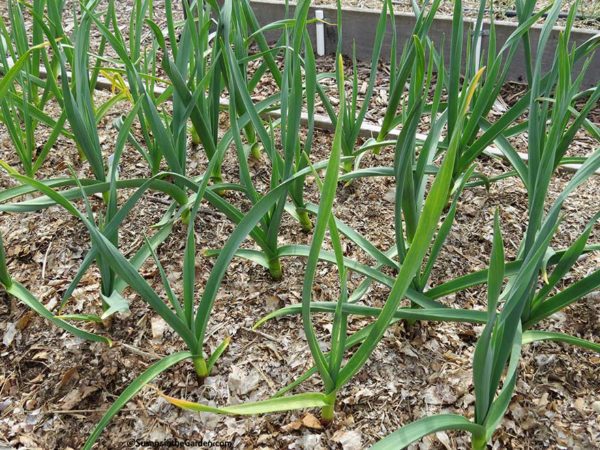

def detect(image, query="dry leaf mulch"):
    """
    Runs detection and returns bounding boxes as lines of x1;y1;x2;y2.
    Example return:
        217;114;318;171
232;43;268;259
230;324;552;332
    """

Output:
0;3;599;447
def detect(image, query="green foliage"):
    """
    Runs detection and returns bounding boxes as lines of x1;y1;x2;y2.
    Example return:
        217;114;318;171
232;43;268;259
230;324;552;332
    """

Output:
0;0;597;448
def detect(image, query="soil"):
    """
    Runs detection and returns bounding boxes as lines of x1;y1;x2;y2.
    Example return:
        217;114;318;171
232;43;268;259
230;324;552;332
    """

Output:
0;3;599;450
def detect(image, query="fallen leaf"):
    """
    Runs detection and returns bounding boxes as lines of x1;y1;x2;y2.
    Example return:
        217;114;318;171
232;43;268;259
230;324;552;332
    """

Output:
331;430;362;450
3;322;18;347
151;316;167;341
300;433;323;449
228;365;260;396
265;295;280;310
16;312;34;330
18;435;39;448
424;385;457;405
281;419;303;432
32;351;48;361
60;386;98;410
57;367;79;390
436;431;452;450
383;188;396;203
302;413;322;430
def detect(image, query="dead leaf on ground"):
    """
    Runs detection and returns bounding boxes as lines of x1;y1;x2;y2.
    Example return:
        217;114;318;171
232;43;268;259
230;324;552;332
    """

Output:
281;419;303;432
331;429;362;450
302;413;322;430
57;367;79;390
60;386;98;410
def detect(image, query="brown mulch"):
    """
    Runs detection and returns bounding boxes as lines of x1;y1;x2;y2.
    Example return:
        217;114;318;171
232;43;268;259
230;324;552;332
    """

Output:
0;4;599;450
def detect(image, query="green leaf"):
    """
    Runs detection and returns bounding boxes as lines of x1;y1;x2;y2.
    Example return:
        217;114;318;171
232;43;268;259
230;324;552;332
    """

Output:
531;211;600;310
100;290;130;319
0;170;197;351
336;67;486;389
254;302;486;330
5;280;111;345
482;323;522;440
0;41;50;99
473;210;504;423
370;414;485;450
83;351;192;450
206;336;232;373
299;54;347;392
525;268;600;327
55;314;104;324
159;391;330;415
522;330;600;353
0;232;11;286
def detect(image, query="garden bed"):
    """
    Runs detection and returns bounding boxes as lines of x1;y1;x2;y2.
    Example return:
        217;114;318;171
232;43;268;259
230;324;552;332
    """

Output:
246;0;600;88
280;0;600;27
1;72;599;449
1;1;599;449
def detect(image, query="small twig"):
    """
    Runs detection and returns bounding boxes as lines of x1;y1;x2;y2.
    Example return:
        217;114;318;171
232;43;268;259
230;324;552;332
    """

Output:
147;196;172;206
245;327;280;343
207;322;226;338
124;237;144;257
120;343;163;360
41;241;53;280
249;360;277;391
45;407;141;414
199;207;224;220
